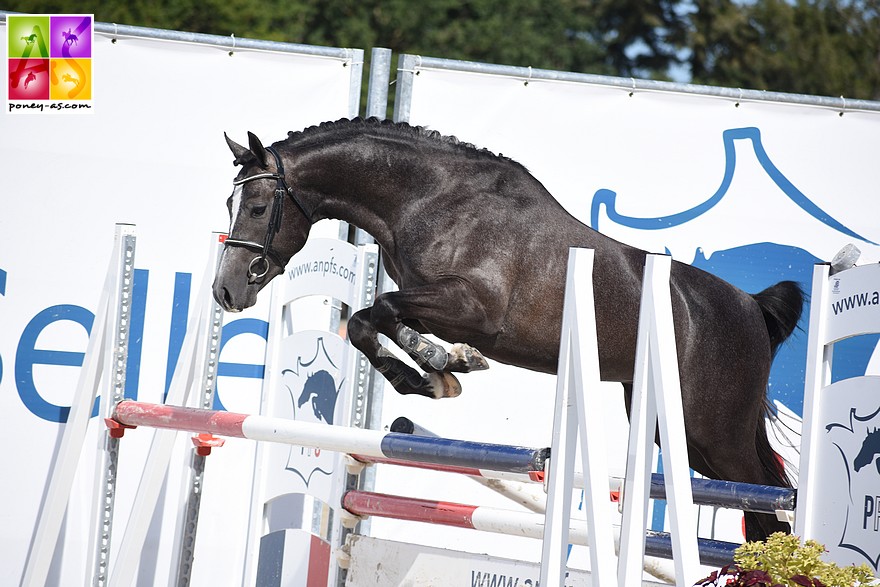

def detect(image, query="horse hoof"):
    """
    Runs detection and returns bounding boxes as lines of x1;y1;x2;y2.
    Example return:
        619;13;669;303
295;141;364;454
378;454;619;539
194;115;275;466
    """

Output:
448;343;489;372
426;372;462;399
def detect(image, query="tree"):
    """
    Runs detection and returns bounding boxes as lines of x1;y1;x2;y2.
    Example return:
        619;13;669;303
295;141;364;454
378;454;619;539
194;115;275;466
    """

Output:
4;0;880;99
687;0;880;99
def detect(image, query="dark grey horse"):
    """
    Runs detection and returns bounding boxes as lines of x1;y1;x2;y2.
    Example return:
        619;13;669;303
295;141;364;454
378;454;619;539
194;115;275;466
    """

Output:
213;117;803;541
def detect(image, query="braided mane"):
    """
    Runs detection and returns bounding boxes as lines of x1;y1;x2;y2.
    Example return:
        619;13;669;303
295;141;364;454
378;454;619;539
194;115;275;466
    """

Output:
281;117;521;167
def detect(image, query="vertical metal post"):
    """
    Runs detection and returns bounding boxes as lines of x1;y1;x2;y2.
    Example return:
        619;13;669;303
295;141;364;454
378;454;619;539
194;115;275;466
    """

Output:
23;224;135;587
91;223;137;587
332;244;380;587
174;233;226;586
345;48;365;120
392;54;419;123
366;47;391;120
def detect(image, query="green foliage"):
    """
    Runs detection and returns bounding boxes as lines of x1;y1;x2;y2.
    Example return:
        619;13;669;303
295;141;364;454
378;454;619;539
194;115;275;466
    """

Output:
697;532;876;587
3;0;879;99
688;0;880;99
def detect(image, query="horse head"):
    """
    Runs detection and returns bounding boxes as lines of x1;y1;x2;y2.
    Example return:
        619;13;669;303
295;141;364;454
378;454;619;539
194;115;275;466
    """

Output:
213;132;312;312
296;370;338;425
854;427;880;472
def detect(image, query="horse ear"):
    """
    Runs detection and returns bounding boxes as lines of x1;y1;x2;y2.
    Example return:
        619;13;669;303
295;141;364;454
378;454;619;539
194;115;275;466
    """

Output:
247;131;269;168
224;133;251;166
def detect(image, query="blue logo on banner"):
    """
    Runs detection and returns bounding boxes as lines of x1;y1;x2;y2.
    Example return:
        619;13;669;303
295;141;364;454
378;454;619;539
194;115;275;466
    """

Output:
826;404;880;570
281;336;344;486
591;127;879;417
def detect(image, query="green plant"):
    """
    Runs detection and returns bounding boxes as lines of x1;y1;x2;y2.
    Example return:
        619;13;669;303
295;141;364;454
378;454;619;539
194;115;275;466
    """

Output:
696;532;876;587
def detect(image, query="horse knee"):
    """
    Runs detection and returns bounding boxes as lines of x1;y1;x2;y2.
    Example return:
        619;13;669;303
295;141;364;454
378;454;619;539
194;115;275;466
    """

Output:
347;309;377;351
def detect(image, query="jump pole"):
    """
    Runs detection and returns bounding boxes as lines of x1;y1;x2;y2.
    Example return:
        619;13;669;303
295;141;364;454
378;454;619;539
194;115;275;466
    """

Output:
111;401;549;476
341;490;738;569
385;416;796;516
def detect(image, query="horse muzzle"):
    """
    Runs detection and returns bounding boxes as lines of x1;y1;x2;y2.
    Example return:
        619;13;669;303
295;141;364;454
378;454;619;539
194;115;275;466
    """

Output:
212;278;258;313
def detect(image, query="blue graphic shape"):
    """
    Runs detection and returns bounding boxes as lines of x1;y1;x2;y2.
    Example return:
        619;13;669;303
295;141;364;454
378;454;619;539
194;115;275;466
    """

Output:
590;129;880;417
693;243;878;416
590;127;876;246
297;370;338;425
282;336;343;486
853;428;880;473
0;269;6;295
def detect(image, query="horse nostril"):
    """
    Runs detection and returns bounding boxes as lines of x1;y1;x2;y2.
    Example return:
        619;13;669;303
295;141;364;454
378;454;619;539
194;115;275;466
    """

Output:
222;287;235;309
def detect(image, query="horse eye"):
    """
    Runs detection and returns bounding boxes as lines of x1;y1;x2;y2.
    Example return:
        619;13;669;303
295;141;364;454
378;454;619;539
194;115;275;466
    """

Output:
250;204;268;218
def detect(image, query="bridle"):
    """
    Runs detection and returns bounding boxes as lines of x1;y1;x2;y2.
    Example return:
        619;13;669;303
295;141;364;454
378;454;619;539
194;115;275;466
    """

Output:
223;146;310;282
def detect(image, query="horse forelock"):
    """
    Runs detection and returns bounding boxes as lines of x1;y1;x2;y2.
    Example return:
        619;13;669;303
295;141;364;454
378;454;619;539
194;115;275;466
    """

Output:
280;117;525;169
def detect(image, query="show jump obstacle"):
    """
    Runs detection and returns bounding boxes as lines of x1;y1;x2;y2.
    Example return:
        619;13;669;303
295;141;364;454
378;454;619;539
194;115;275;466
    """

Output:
23;224;880;586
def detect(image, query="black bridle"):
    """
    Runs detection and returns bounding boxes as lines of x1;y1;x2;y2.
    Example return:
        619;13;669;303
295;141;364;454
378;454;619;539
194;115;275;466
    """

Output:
223;146;310;282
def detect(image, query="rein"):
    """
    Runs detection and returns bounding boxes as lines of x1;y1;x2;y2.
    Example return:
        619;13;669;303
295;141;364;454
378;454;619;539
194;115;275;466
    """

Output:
223;146;310;282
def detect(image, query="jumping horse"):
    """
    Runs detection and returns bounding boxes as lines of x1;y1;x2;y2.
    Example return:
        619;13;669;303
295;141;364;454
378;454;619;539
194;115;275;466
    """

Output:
213;117;803;541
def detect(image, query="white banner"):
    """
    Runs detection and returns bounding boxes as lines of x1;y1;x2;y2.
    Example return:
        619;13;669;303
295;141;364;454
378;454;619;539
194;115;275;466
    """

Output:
1;22;358;585
403;65;880;418
366;60;880;567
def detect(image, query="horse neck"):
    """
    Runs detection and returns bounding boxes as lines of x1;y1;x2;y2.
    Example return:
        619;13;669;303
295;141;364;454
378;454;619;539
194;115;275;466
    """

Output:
288;134;430;252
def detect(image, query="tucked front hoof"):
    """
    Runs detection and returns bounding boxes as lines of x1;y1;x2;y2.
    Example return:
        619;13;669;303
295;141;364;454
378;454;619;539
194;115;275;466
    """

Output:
448;343;490;372
426;372;462;399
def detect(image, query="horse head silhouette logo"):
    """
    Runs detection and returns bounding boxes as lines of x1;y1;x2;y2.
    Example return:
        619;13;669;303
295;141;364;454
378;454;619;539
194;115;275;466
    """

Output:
854;427;880;474
825;401;880;570
296;370;338;425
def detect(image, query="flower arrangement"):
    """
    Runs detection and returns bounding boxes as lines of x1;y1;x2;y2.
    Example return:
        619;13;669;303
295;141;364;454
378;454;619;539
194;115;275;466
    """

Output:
696;533;876;587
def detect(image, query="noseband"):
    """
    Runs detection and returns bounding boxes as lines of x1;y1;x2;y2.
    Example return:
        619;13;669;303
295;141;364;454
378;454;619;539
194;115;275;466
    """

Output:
223;146;310;282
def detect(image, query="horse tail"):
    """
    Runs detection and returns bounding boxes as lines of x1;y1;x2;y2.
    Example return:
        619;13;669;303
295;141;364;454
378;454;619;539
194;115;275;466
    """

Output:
751;280;805;488
751;281;804;358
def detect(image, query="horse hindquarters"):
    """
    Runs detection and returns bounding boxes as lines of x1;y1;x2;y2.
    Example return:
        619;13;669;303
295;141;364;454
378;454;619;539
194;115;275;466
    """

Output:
664;270;798;541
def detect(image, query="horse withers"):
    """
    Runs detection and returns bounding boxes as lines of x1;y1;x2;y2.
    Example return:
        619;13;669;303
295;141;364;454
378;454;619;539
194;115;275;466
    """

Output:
213;118;803;541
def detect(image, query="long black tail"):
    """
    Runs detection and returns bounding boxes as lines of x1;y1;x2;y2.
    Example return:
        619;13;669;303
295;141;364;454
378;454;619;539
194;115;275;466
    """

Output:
752;280;805;358
750;280;805;492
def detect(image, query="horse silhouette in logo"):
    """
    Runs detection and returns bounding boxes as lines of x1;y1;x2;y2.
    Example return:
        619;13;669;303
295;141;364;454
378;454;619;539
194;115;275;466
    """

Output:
24;72;37;89
62;29;78;47
854;427;880;474
62;73;80;87
21;34;37;45
296;370;338;425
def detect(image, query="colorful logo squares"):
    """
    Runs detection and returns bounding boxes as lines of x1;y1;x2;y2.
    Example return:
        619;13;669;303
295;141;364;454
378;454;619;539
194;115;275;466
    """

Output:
7;14;93;102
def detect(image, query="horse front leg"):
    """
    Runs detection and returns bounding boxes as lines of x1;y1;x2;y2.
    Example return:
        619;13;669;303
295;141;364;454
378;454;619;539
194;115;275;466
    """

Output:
347;282;494;399
348;308;464;399
394;322;489;374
